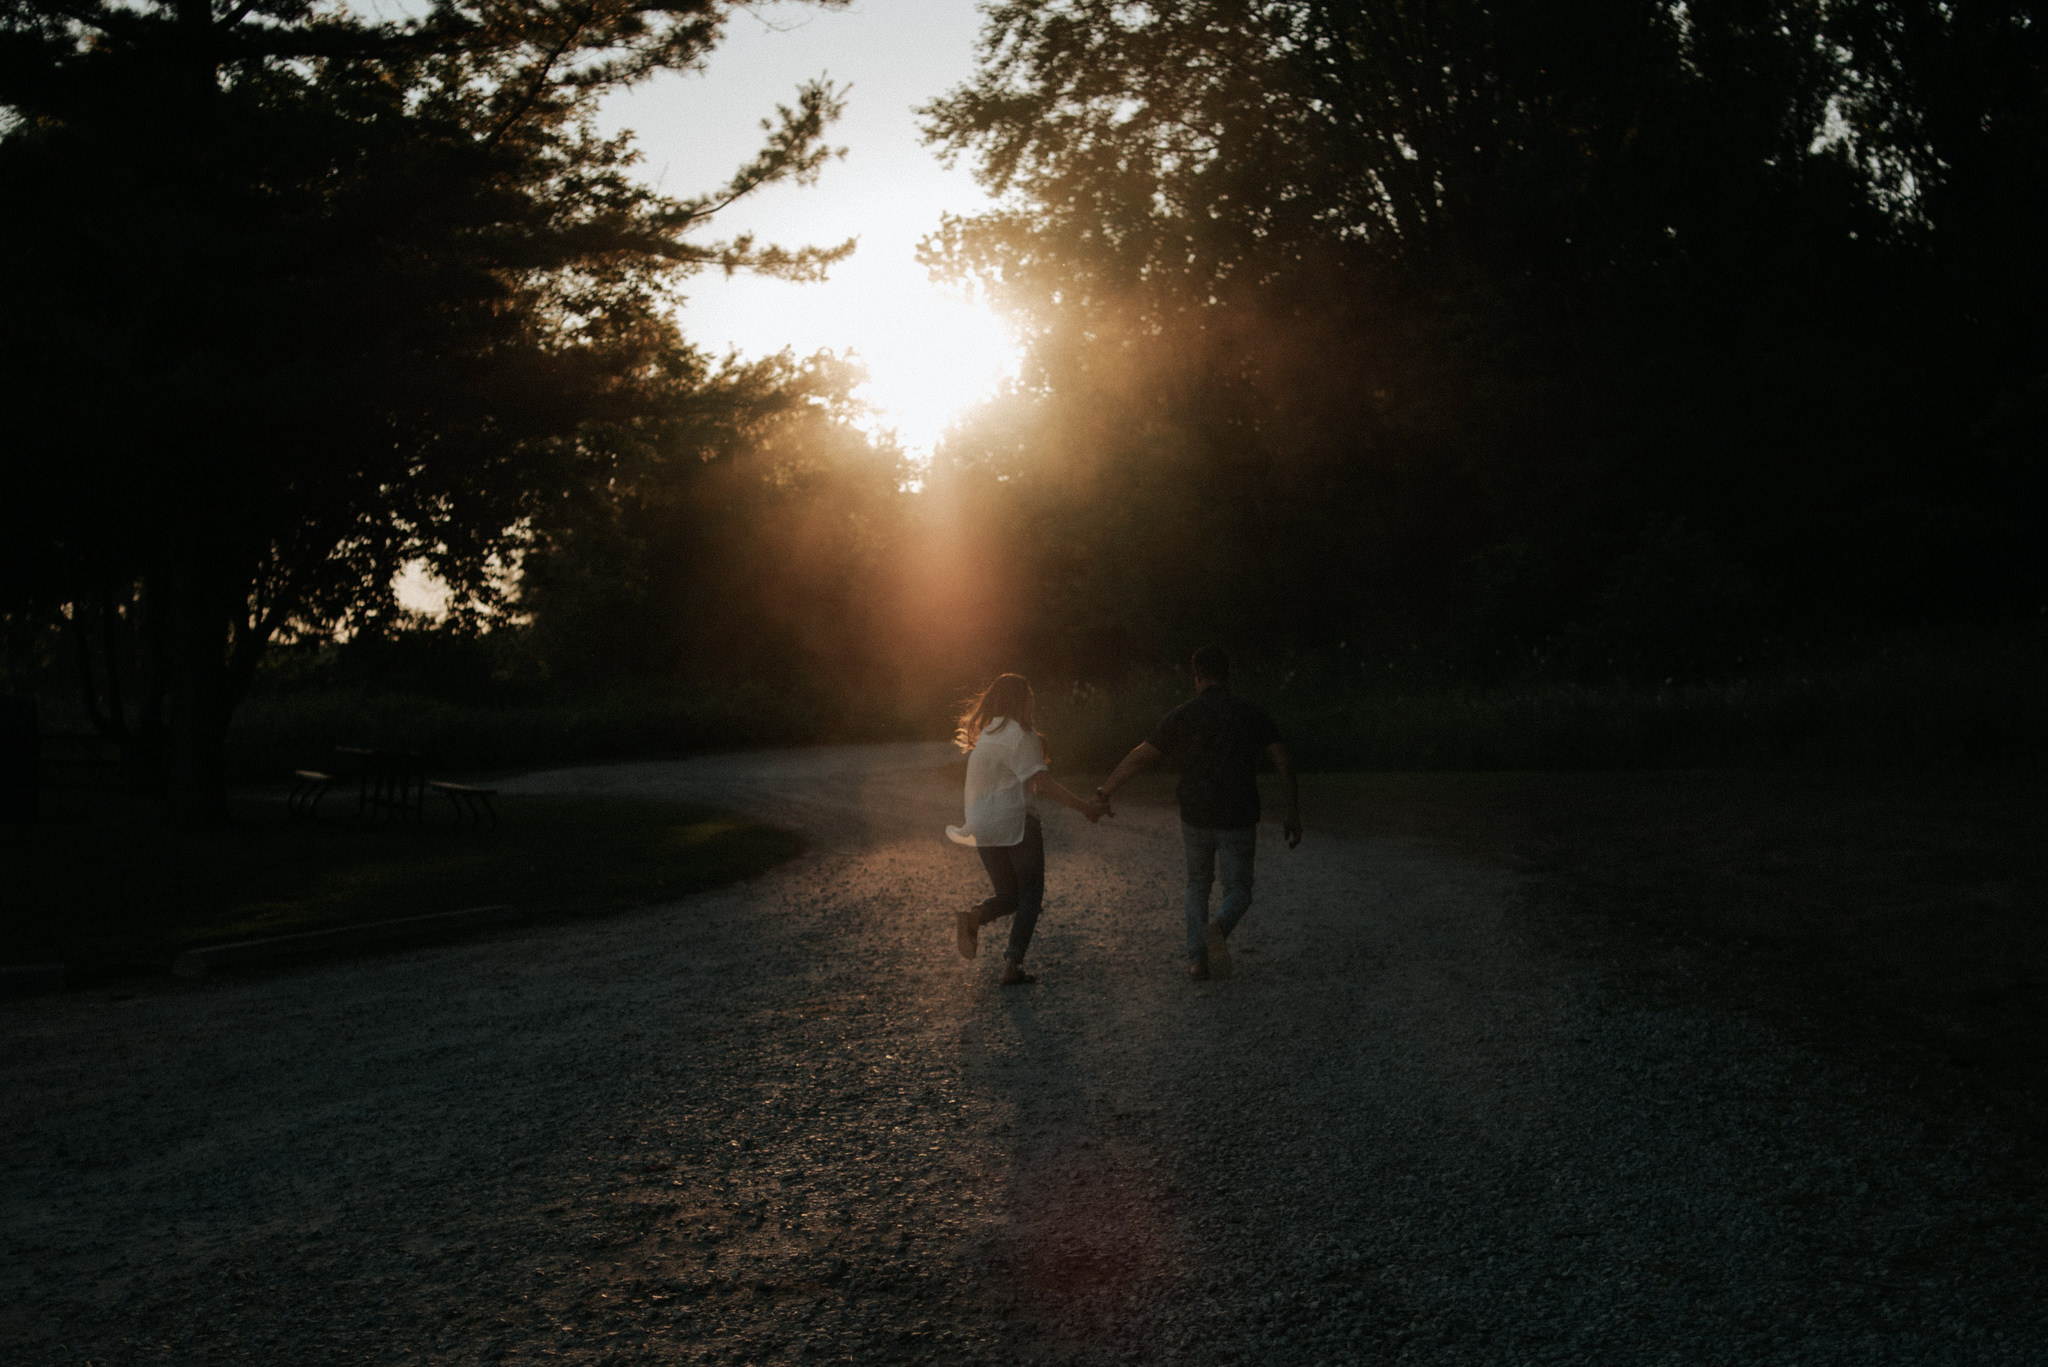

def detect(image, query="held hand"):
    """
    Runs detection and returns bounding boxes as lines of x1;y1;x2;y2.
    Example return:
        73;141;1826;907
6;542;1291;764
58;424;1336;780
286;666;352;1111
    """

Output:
1093;787;1115;818
1283;815;1302;849
1082;799;1109;823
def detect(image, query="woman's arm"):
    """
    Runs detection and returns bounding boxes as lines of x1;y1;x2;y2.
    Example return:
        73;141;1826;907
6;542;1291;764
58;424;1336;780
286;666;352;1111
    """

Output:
1029;770;1107;822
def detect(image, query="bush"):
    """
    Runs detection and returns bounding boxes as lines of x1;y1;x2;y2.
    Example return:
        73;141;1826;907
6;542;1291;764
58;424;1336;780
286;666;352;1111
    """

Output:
169;621;2048;781
1039;624;2048;774
226;682;825;778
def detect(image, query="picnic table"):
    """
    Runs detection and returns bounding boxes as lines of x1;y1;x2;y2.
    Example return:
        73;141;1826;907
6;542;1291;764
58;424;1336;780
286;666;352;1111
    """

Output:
290;747;496;828
334;746;425;821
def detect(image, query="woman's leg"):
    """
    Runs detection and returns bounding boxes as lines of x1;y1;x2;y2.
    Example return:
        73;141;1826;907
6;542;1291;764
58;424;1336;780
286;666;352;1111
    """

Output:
961;841;1022;960
975;842;1020;923
1003;816;1046;967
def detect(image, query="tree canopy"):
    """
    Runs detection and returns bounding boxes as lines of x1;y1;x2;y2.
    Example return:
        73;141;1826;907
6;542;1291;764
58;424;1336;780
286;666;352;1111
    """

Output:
919;0;2047;680
4;0;2041;792
0;0;851;815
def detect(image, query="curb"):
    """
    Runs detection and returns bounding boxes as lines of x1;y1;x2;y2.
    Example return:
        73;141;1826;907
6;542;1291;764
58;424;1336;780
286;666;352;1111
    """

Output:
170;905;526;978
0;963;66;999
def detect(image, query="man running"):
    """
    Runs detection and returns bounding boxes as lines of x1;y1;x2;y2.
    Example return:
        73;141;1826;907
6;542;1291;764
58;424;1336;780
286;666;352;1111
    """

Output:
1095;645;1301;979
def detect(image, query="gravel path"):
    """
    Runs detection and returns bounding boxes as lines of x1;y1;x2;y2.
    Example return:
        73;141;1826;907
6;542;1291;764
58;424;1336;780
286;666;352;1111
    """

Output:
5;743;2044;1365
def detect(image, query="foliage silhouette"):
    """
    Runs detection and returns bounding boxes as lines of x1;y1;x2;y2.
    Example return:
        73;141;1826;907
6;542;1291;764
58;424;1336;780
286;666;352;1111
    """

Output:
918;0;2047;681
516;349;911;718
0;0;852;819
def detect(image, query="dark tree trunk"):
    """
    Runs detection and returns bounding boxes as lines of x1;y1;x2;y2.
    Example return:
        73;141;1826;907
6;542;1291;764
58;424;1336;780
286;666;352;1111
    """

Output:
160;554;238;827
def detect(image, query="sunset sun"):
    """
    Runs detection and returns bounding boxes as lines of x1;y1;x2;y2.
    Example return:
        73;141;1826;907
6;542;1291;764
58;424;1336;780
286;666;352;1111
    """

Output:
849;290;1018;457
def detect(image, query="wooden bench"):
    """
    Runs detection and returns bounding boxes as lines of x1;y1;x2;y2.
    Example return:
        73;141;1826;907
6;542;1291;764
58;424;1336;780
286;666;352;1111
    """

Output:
288;769;335;819
334;746;426;822
427;780;498;830
293;748;495;829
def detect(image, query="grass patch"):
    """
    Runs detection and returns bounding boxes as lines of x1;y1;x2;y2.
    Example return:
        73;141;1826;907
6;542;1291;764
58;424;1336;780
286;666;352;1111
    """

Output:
1340;771;2048;1132
1117;768;2048;1134
2;790;804;975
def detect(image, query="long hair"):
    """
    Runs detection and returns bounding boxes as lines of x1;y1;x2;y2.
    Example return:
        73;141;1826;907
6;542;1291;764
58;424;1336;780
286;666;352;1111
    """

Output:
954;673;1037;752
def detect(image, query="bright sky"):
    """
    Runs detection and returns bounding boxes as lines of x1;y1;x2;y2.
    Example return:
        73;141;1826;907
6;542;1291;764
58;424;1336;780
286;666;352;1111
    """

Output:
401;0;998;616
599;0;1014;458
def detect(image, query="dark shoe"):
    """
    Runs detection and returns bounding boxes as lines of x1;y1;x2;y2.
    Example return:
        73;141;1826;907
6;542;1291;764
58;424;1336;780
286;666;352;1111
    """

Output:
1188;961;1210;981
955;907;978;960
1205;922;1233;979
1000;965;1038;986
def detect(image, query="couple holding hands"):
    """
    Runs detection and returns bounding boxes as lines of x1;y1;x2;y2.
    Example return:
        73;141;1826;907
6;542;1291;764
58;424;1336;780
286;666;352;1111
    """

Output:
945;645;1302;985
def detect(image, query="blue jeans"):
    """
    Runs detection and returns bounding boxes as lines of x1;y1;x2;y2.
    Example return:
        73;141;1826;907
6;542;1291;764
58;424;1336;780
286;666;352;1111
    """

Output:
1183;822;1257;963
975;815;1045;964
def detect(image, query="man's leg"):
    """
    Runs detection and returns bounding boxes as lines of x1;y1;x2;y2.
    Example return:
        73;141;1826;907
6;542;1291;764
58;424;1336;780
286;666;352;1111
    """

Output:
1183;822;1218;966
1214;825;1258;937
1003;817;1046;969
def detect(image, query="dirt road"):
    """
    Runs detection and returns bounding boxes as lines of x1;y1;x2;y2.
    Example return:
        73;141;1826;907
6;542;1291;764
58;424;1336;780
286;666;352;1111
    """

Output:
4;744;2043;1364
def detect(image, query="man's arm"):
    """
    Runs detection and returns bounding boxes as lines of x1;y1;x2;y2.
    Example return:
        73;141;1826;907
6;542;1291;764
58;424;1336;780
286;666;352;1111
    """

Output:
1267;741;1301;848
1096;741;1161;811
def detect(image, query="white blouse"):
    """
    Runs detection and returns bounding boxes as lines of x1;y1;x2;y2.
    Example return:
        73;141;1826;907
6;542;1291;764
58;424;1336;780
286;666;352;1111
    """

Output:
945;717;1048;847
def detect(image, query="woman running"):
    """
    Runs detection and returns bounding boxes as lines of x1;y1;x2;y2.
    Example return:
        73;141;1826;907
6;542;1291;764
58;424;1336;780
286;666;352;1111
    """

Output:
946;673;1106;984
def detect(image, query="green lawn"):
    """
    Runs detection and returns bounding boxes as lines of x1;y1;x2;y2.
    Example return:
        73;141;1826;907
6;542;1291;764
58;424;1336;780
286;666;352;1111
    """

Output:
1346;770;2048;1132
1292;770;2047;1014
1119;767;2048;1133
3;789;804;973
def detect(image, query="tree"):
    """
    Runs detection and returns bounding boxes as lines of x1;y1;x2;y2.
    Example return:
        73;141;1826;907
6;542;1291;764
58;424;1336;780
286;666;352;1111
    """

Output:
920;0;2044;674
0;0;851;818
517;349;914;723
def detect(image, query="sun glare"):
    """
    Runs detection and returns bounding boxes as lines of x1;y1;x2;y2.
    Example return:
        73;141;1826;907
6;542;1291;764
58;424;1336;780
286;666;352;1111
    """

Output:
847;292;1018;460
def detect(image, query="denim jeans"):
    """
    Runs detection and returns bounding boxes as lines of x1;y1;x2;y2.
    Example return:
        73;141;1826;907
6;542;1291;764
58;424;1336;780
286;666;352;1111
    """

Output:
1183;822;1257;963
975;815;1045;964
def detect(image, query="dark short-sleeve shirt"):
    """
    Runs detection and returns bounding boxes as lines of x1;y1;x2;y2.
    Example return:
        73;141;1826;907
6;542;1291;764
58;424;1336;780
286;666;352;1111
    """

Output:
1146;685;1282;829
